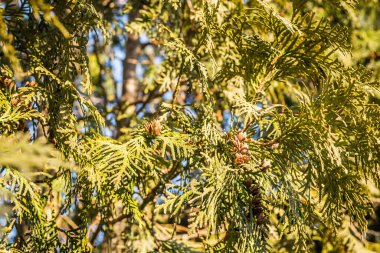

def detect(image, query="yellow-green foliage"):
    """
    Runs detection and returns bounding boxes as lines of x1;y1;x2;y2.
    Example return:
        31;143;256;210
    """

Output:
0;0;379;252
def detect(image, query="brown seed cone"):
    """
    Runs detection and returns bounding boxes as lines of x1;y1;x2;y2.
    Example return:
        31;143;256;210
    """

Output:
144;119;162;137
231;131;250;165
256;212;269;225
10;97;20;106
235;153;250;165
243;177;254;188
243;178;269;226
26;81;37;87
236;131;247;141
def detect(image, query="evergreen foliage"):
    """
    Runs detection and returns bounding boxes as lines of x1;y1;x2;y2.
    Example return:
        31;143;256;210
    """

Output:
0;0;379;252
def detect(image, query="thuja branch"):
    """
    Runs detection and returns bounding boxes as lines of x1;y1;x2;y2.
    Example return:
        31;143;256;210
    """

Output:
110;161;182;225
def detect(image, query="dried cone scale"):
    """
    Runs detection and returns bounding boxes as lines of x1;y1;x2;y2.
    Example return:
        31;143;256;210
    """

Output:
144;119;162;137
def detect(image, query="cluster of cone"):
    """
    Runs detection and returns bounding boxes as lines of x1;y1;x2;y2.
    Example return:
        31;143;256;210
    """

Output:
231;131;250;165
1;78;38;107
230;131;271;225
243;178;268;225
1;77;37;89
